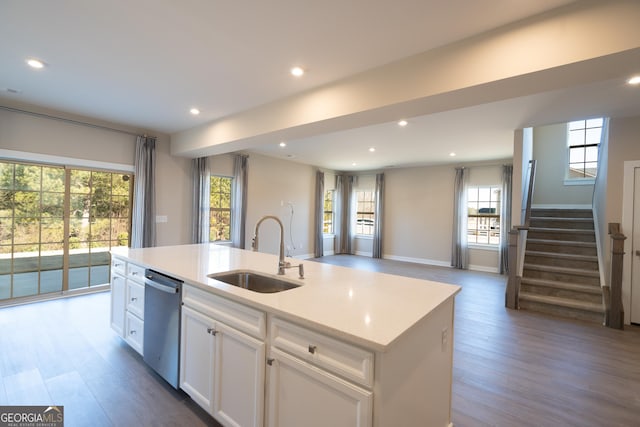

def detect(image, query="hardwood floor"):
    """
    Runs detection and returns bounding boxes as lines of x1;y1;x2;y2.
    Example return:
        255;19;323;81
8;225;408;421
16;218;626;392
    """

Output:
1;255;639;426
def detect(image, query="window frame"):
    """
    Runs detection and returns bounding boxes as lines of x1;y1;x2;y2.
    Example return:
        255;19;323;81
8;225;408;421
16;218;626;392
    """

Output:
354;190;375;237
565;118;603;185
466;185;501;248
323;189;335;235
209;175;233;242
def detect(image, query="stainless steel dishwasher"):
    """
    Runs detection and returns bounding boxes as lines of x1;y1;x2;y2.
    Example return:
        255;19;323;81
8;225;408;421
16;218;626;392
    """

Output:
143;269;183;389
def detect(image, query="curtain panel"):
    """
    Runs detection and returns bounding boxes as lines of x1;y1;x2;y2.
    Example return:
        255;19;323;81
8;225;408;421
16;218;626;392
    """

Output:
335;174;355;254
131;135;156;248
314;170;325;257
499;164;513;274
451;167;468;269
231;154;248;249
191;157;210;244
372;173;385;259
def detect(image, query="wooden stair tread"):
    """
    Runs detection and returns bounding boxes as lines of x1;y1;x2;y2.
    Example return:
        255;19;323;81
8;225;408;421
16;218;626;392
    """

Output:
520;277;602;294
524;250;598;262
530;217;593;222
519;292;604;313
528;227;595;234
526;238;596;247
523;263;600;277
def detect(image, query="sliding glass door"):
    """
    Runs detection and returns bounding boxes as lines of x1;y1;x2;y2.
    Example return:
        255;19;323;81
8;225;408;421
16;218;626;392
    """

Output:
0;160;132;302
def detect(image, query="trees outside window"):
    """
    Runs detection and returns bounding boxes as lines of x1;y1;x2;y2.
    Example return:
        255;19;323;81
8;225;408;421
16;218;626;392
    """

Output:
210;176;232;241
355;191;375;236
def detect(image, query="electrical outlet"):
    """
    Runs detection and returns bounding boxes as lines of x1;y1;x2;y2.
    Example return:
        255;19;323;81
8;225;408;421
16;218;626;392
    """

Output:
441;328;448;352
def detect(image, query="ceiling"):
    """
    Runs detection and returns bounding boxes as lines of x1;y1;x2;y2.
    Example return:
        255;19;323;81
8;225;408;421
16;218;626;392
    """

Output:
2;0;639;171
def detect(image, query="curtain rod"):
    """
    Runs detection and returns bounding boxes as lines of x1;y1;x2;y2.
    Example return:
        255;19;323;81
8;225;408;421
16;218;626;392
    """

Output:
0;105;153;138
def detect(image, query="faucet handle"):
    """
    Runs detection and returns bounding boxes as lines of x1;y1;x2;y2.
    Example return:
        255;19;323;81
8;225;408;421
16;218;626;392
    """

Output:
298;263;304;279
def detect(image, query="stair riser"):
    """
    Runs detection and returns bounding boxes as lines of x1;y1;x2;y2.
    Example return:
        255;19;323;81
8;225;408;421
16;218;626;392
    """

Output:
523;269;600;286
524;255;599;270
520;284;602;304
519;299;603;323
528;230;595;242
525;242;597;256
529;219;594;230
531;210;593;219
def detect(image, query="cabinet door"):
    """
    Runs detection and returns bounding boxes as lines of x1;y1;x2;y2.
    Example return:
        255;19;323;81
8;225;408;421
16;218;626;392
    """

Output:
213;321;266;427
110;273;126;337
180;306;215;413
266;348;372;427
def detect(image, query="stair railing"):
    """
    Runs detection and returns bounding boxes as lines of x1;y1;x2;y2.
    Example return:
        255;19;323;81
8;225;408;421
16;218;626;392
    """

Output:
506;159;537;309
604;223;625;329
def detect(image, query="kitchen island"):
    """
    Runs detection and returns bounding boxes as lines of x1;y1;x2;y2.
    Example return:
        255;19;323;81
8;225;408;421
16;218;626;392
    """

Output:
110;243;460;427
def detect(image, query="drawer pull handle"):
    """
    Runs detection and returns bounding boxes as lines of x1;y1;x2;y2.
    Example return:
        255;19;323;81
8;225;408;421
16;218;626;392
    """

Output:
131;271;138;276
207;327;218;336
308;345;317;354
130;330;136;335
267;358;275;366
130;297;137;302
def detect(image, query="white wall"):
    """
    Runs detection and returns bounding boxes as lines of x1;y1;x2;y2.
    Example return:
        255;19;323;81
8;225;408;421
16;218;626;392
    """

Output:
244;153;315;259
532;123;593;207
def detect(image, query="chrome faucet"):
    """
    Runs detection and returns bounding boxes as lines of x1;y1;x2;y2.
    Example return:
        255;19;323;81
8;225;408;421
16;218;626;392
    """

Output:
252;215;304;278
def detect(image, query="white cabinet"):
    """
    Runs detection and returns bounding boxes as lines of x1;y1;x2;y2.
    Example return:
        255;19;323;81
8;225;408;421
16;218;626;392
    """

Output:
266;318;373;427
109;272;126;336
181;285;266;427
110;255;145;355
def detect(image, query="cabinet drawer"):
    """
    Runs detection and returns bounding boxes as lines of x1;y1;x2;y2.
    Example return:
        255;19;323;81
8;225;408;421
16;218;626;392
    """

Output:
125;312;144;355
111;256;126;275
127;262;146;284
270;317;374;388
183;284;266;340
126;280;145;319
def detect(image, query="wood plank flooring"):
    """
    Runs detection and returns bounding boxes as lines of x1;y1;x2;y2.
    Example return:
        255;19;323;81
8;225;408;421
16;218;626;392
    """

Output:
1;254;639;426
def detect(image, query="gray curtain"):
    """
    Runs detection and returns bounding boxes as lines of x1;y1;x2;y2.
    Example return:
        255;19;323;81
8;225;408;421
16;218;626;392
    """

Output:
314;170;325;258
451;167;468;269
372;173;385;259
231;154;248;248
131;136;156;248
191;157;210;244
499;165;513;274
337;175;355;254
338;175;355;254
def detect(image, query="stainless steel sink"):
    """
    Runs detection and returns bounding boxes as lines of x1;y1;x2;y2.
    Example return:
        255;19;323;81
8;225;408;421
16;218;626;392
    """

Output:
208;271;300;293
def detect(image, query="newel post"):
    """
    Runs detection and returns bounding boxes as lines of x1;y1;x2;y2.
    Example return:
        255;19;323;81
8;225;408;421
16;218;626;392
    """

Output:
607;223;625;330
505;228;520;309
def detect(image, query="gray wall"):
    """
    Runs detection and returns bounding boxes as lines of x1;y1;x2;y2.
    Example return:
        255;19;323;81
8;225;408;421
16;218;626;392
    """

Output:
532;123;593;207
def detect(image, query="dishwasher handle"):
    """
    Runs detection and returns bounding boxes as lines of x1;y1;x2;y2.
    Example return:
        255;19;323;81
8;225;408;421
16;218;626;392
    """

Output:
145;278;179;294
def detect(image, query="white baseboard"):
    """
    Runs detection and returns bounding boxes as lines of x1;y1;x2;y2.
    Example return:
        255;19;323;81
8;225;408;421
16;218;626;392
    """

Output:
323;250;335;256
355;250;373;257
292;252;314;260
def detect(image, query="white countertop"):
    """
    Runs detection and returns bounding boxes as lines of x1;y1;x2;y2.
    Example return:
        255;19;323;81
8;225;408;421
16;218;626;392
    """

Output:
112;243;460;352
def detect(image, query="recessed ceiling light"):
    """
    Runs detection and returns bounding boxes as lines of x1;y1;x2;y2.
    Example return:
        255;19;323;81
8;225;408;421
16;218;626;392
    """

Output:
26;58;45;69
369;147;375;152
628;75;640;85
279;142;287;148
190;108;200;115
449;152;456;157
351;162;357;166
398;120;408;127
290;66;304;77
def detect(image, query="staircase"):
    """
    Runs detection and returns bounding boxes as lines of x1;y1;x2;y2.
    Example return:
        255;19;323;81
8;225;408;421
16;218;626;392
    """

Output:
519;208;604;323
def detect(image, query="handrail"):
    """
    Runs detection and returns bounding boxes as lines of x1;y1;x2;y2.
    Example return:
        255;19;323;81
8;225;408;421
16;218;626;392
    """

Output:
605;223;625;329
506;160;537;309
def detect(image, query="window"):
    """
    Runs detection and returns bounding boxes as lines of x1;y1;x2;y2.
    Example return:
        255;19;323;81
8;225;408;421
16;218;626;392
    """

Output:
567;118;603;179
323;190;334;234
355;190;375;236
210;176;232;241
467;186;501;245
0;160;132;302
